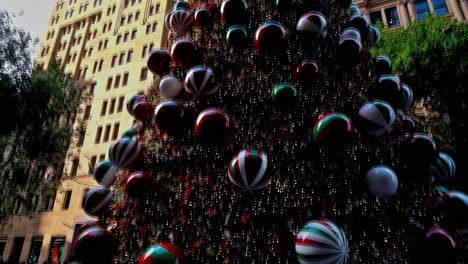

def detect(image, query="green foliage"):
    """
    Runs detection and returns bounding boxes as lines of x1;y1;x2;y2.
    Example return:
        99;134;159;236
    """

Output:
0;10;86;219
372;16;468;79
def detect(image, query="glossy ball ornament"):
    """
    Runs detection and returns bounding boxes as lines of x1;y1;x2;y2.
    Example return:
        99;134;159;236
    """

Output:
296;219;349;264
357;100;396;136
337;36;362;66
372;55;392;76
159;75;183;99
132;101;155;121
165;10;175;30
82;187;114;217
340;27;361;42
121;127;139;139
175;1;190;10
76;220;103;236
195;108;233;144
109;138;142;169
271;82;298;108
296;59;319;83
368;74;402;108
417;227;457;264
432;152;456;183
254;21;287;54
139;243;187;264
367;25;381;47
366;165;399;197
313;112;355;147
401;115;416;133
228;149;270;191
171;38;197;68
184;66;219;97
439;191;468;228
125;171;151;198
147;50;171;76
347;4;361;16
74;227;115;264
402;83;414;108
169;8;193;34
402;133;438;171
346;14;370;38
296;11;327;40
226;25;248;50
127;94;146;117
221;0;248;26
154;100;184;135
194;6;210;26
93;160;118;187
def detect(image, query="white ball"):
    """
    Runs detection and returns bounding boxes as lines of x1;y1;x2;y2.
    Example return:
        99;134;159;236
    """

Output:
366;165;398;198
159;76;182;99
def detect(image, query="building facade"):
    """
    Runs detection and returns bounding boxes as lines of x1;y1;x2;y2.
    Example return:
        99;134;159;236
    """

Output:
0;0;466;263
0;0;174;263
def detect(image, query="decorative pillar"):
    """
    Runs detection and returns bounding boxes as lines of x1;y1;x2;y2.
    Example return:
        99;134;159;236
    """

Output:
448;0;465;21
19;234;32;263
460;0;468;20
407;1;417;21
399;3;410;26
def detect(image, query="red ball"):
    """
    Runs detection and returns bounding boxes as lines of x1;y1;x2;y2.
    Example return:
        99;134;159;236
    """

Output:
221;0;248;25
295;59;319;83
195;7;210;26
195;108;233;144
73;227;115;263
255;21;287;53
171;38;197;69
132;101;155;121
125;171;151;198
147;50;171;76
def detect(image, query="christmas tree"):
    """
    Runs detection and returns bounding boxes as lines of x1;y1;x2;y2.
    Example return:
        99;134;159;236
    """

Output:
75;0;467;263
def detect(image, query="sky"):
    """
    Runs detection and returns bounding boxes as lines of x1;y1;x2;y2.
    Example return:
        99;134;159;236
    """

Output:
1;0;57;56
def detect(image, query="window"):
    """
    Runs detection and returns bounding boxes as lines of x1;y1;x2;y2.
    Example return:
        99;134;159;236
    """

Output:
149;43;154;52
127;50;133;62
49;237;65;264
90;156;97;170
71;158;79;177
89;48;93;57
101;100;108;116
124;32;129;42
122;73;129;86
156;3;161;13
119;53;126;65
112;123;120;140
99;153;105;161
128;14;133;23
432;0;448;16
385;7;400;27
95;126;103;143
90;83;96;95
62;190;72;210
103;124;111;142
111;55;117;67
140;68;148;81
0;238;6;261
116;35;122;44
117;96;125;112
415;0;430;20
84;105;92;120
121;17;126;26
146;24;151;34
28;237;43;264
77;129;86;147
142;45;147;58
107;77;113;90
98;41;103;50
149;5;154;15
369;11;383;25
131;29;137;39
135;11;140;20
98;59;104;71
109;98;116;114
152;22;157;32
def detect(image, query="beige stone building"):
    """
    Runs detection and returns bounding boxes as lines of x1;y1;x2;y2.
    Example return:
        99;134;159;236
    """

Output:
1;0;174;262
0;0;466;263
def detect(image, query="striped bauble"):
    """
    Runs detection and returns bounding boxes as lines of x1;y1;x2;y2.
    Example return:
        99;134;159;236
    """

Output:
93;160;118;187
433;152;456;182
296;219;349;264
184;66;219;97
357;100;396;136
169;8;193;34
228;149;269;191
82;187;114;217
296;11;327;39
109;138;141;169
402;83;414;108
